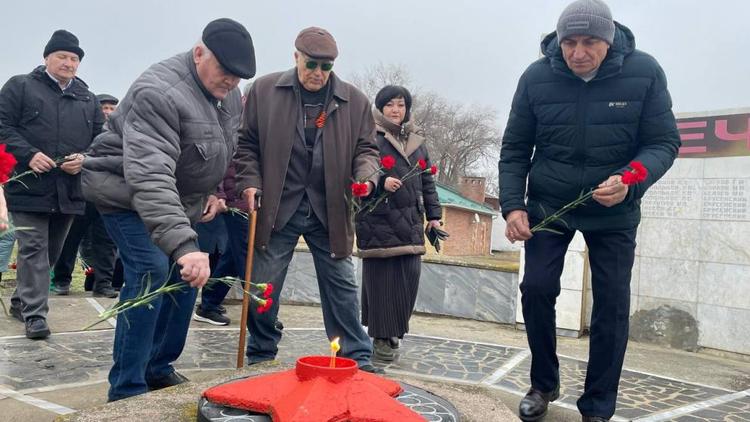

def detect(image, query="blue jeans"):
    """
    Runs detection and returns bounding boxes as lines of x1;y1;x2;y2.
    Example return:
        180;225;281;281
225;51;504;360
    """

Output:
0;214;14;272
195;216;228;256
200;212;248;312
101;211;198;401
246;198;372;366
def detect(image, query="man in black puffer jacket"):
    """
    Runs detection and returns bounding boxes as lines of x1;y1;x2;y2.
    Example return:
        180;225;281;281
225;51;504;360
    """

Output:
0;30;104;340
498;1;680;421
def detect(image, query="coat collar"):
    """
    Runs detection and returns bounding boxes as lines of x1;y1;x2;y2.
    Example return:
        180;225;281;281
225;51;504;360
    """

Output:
373;108;425;161
30;65;92;99
275;68;350;103
185;51;220;105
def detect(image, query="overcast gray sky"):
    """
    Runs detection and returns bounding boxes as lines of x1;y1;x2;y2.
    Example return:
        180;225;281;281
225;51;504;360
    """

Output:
2;0;748;127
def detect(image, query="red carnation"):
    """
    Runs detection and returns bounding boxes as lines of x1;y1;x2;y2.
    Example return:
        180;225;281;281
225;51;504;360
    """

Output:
85;268;95;276
621;160;648;185
262;283;274;299
430;165;438;175
9;262;17;270
0;144;18;184
315;111;327;129
351;182;369;197
257;298;273;314
417;159;427;170
380;155;396;170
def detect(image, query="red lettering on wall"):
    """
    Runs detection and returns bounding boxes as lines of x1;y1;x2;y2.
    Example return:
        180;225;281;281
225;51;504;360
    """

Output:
676;113;750;158
714;118;750;148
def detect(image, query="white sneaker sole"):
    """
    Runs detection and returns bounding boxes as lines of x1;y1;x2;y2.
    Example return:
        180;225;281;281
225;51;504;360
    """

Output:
192;313;229;326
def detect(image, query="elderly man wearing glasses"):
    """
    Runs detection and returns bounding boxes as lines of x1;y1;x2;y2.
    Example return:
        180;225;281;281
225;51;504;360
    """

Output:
234;27;382;374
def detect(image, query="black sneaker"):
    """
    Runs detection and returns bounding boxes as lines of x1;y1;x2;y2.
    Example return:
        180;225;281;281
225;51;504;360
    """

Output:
193;306;230;326
359;363;385;375
216;305;227;314
93;286;119;298
9;305;24;322
25;317;50;340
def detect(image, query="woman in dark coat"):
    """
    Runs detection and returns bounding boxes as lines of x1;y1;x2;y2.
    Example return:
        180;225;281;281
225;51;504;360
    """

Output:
356;85;442;361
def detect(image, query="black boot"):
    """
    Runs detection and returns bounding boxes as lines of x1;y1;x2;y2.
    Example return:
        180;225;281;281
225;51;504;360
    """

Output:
373;338;395;362
388;337;400;349
518;385;559;421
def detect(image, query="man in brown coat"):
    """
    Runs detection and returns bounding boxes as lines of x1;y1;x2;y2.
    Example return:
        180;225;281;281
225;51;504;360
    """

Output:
235;27;382;373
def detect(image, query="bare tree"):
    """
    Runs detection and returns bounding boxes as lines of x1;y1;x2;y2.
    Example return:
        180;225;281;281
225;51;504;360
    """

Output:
412;97;502;187
349;62;413;100
348;64;502;188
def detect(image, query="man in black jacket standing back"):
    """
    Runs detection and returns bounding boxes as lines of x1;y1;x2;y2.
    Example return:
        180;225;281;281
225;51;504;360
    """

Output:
498;1;680;420
0;30;104;339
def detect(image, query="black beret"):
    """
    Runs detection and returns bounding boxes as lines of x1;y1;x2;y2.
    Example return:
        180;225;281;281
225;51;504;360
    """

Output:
96;94;119;105
43;29;84;60
202;18;256;79
295;27;338;60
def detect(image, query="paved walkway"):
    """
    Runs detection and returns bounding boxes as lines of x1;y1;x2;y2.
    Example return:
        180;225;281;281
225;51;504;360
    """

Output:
1;298;749;421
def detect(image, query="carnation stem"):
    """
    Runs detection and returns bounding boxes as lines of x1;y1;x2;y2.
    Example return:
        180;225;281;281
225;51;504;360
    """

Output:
82;275;269;330
530;189;594;233
1;156;73;187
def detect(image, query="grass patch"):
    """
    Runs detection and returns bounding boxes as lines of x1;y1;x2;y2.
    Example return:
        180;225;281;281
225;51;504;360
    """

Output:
1;245;87;295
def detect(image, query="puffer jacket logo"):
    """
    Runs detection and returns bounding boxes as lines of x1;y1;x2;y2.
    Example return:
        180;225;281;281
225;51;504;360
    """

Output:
609;101;629;108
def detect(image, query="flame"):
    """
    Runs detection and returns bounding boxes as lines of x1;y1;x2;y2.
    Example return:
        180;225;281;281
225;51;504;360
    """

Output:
330;337;341;353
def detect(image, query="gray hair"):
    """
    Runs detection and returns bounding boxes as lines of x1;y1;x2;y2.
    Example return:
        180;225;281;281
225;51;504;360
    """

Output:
194;40;214;57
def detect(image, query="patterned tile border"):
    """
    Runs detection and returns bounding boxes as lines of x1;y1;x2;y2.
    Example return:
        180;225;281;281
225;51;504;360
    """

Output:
0;327;745;420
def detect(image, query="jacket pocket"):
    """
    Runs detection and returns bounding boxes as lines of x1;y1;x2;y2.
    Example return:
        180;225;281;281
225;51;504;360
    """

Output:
21;108;41;125
196;142;221;161
182;121;223;142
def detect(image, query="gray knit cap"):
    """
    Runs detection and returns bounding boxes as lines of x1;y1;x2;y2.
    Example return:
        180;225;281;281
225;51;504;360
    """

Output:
556;0;615;45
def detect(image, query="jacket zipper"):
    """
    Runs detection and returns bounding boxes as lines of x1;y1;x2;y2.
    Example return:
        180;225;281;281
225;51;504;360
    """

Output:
574;81;588;198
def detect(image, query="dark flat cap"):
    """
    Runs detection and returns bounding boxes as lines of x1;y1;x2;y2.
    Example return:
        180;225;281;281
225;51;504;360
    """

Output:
295;27;338;60
96;94;119;104
44;29;84;60
202;18;256;79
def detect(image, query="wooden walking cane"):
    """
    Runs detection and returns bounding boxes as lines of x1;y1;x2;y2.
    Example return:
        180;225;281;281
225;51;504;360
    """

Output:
237;203;259;368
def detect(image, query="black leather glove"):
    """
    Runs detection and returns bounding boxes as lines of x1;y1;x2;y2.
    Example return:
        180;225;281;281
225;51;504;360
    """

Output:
425;223;449;252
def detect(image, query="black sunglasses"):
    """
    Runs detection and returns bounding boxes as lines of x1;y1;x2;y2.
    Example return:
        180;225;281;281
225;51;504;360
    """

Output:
305;59;334;72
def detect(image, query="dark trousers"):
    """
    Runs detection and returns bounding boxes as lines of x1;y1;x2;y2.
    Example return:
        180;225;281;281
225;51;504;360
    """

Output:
521;227;636;419
10;212;74;320
101;211;198;401
200;213;248;312
245;198;372;366
53;202;116;292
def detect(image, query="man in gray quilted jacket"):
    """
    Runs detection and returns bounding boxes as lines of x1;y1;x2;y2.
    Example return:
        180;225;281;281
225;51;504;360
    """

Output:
81;18;255;401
